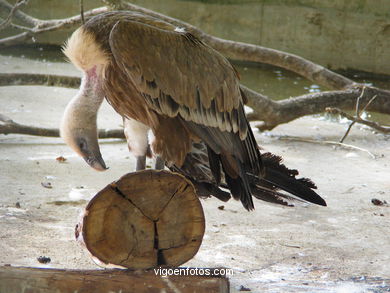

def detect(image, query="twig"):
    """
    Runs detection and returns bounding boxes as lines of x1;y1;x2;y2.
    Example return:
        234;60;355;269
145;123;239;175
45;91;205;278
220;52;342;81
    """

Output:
325;107;390;134
338;87;366;143
0;0;29;30
0;0;107;47
278;135;377;159
0;0;38;26
360;94;378;114
80;0;85;24
0;114;125;139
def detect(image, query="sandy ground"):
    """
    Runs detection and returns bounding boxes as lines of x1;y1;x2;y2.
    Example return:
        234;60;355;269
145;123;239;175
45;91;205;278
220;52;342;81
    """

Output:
1;55;390;292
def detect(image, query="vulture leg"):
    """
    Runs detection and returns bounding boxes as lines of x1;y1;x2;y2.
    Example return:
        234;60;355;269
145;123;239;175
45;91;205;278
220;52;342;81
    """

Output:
123;118;150;171
136;155;147;171
154;156;165;170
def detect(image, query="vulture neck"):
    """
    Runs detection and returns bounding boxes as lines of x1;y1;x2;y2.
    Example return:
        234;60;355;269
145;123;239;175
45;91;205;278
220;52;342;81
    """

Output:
61;66;104;155
76;67;104;113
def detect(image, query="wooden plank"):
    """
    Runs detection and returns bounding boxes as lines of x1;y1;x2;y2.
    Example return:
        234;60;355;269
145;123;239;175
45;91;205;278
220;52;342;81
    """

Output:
0;266;229;293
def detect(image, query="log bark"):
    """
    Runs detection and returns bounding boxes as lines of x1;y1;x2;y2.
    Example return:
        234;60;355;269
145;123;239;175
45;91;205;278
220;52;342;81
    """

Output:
78;170;205;269
0;266;229;293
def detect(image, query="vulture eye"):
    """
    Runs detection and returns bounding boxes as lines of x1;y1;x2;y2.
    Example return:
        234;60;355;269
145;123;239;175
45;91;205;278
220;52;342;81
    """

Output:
78;138;88;152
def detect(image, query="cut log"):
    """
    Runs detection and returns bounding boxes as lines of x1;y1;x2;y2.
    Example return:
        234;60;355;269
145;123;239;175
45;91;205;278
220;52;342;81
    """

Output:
77;170;205;269
0;266;229;293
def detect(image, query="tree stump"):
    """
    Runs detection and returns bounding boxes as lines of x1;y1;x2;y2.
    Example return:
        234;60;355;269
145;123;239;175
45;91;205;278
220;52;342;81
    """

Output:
77;170;205;269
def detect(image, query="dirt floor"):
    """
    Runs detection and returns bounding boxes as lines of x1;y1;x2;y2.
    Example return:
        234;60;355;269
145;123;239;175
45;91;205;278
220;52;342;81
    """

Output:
1;55;389;292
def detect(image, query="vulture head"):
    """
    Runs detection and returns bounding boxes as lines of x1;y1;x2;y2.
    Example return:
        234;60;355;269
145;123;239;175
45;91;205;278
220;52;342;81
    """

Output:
60;27;109;171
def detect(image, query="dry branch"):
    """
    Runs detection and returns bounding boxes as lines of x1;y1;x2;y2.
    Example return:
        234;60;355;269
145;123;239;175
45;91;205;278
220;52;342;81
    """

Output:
326;107;390;134
0;113;125;138
0;0;107;47
1;73;390;133
0;0;28;30
0;72;80;88
277;135;377;159
0;1;389;131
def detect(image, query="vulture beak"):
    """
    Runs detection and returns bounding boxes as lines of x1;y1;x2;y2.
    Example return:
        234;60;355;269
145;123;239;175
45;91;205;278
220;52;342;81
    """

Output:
83;154;108;171
72;134;108;172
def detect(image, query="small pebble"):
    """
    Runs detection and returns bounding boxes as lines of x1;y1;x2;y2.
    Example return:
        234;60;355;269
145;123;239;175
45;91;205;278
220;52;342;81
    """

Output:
238;285;251;291
41;182;52;189
56;156;67;163
37;256;51;264
371;198;387;206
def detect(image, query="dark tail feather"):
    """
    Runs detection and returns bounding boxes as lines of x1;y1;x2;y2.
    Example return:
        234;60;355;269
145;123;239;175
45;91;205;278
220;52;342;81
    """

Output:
207;146;221;185
249;153;326;206
169;143;326;209
260;168;326;206
220;156;254;211
250;184;301;206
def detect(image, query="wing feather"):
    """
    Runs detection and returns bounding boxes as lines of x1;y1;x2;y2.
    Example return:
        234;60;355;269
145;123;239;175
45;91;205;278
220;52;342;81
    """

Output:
108;20;246;137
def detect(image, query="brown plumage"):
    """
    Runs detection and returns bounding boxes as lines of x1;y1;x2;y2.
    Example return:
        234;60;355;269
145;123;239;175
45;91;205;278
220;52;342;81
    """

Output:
62;11;326;210
171;142;323;207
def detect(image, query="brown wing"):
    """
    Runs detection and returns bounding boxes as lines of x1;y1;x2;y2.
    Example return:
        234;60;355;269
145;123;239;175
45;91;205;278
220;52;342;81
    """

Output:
108;20;247;138
108;19;262;210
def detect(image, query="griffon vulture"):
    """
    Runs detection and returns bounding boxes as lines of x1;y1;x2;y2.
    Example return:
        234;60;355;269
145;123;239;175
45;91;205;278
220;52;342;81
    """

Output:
61;11;326;210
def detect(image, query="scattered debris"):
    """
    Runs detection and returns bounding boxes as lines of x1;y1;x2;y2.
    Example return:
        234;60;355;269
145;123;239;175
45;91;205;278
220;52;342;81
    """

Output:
218;205;225;210
55;156;67;163
37;256;51;264
371;198;388;206
41;182;52;189
238;285;251;291
15;202;21;208
46;200;87;206
281;243;301;249
342;187;355;194
373;213;385;217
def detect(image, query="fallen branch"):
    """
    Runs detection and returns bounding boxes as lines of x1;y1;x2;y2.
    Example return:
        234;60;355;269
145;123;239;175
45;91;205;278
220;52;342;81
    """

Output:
0;73;80;88
277;135;377;159
249;86;390;130
1;1;390;131
2;73;390;132
0;114;125;138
